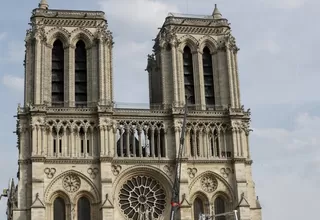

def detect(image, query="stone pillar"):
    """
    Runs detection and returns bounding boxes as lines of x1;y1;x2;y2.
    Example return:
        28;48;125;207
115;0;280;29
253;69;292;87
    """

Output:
176;48;184;106
30;161;45;220
232;127;238;157
217;49;229;107
98;39;105;105
34;39;42;104
160;47;168;107
171;42;179;106
234;162;250;220
226;47;235;107
230;51;239;108
233;49;241;108
196;50;206;110
212;51;221;108
105;42;113;105
24;41;33;105
100;161;114;220
67;45;75;107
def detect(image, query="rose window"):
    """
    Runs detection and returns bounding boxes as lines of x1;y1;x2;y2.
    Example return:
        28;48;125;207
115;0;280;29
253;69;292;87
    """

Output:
119;175;166;220
201;175;218;193
62;174;81;193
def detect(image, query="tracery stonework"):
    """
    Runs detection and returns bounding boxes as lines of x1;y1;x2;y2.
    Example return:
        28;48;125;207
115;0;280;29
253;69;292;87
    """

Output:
201;175;218;193
118;175;166;220
62;174;81;193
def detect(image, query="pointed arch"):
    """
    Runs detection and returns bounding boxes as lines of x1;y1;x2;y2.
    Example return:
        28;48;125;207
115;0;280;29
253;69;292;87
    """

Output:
191;192;209;220
44;170;100;204
77;197;91;220
53;197;66;220
214;195;227;220
70;28;94;49
198;35;218;53
47;191;71;220
189;171;235;202
47;27;70;48
178;34;199;53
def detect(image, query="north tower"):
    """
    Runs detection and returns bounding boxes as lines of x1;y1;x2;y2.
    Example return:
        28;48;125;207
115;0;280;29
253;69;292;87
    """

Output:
6;1;262;220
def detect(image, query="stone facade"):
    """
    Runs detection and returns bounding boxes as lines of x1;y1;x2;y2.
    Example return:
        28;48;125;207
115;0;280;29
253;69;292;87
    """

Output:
6;2;262;220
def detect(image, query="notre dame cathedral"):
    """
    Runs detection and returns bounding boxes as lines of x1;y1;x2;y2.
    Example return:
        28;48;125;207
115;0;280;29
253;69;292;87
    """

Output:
5;0;262;220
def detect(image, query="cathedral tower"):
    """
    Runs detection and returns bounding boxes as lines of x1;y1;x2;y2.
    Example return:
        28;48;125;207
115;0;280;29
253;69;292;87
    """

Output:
6;1;262;220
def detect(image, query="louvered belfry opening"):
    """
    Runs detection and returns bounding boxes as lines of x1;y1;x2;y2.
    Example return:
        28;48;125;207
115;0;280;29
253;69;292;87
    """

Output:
183;46;195;106
202;46;215;106
51;40;65;107
75;40;87;107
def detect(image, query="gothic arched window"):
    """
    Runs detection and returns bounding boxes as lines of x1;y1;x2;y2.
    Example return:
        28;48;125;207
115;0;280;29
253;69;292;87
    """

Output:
183;46;195;106
75;40;87;107
77;197;91;220
52;40;64;107
53;197;66;220
202;46;215;106
214;196;226;220
193;197;204;220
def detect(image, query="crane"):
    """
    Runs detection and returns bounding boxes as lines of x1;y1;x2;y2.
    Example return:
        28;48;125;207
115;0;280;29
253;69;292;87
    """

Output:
170;103;188;220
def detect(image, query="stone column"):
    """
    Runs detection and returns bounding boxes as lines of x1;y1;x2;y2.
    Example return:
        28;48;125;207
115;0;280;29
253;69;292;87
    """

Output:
171;42;179;106
34;39;42;104
230;51;239;108
105;42;112;104
24;41;33;105
177;48;184;106
105;42;113;104
226;47;235;107
196;50;206;110
40;42;45;103
67;45;75;107
98;39;105;105
191;50;200;109
30;161;45;220
212;51;221;108
234;161;251;220
232;127;238;157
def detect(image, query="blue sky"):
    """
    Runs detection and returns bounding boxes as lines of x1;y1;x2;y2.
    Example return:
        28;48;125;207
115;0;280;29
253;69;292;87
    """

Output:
0;0;320;219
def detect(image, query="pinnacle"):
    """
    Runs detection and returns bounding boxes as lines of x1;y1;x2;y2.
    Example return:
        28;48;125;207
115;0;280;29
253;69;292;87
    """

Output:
212;4;222;19
39;0;49;10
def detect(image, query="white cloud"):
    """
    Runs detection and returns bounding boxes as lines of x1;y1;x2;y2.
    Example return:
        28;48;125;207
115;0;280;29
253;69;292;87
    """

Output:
251;112;320;219
1;75;24;91
261;0;307;9
0;32;7;41
97;0;180;104
0;41;24;63
254;31;281;54
99;0;179;32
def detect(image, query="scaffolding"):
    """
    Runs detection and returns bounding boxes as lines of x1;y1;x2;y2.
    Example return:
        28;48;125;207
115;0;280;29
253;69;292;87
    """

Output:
199;210;239;220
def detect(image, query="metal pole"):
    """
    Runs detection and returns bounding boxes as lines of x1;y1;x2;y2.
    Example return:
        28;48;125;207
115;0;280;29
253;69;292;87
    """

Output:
234;210;238;220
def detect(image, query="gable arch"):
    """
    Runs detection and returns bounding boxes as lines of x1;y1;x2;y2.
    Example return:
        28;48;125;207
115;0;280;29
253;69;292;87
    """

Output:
199;35;218;53
47;28;70;48
44;169;100;204
178;34;199;53
70;28;94;48
189;171;235;202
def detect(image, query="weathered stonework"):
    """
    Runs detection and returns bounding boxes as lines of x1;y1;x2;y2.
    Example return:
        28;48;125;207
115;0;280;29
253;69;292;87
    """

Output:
6;2;262;220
